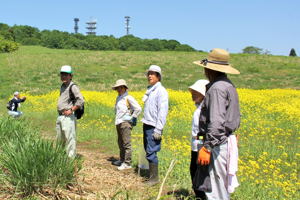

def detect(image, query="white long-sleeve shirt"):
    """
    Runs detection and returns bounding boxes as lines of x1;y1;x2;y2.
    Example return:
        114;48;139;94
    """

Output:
115;91;142;125
191;102;203;152
142;82;169;134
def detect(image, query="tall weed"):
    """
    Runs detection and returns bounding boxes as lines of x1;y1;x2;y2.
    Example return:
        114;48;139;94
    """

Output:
0;118;81;195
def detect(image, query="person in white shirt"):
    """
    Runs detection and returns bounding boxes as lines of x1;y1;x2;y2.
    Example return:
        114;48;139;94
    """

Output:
142;65;169;186
112;79;142;170
188;79;209;199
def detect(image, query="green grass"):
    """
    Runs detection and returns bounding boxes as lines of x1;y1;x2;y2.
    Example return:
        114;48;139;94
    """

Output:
1;46;300;98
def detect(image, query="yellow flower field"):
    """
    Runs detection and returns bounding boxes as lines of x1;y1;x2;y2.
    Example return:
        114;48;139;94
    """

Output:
22;89;300;199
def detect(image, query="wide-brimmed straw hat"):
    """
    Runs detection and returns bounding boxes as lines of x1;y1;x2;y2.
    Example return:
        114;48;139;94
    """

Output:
193;48;240;74
189;79;209;96
112;79;128;90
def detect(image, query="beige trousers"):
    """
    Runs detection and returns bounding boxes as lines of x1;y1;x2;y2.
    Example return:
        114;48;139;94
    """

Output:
56;114;77;158
206;143;230;200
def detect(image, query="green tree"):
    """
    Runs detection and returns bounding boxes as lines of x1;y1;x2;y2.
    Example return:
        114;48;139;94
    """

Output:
175;44;195;52
242;46;263;54
160;39;180;50
11;25;41;44
143;39;164;51
119;35;143;50
289;48;297;57
41;30;68;49
0;35;19;53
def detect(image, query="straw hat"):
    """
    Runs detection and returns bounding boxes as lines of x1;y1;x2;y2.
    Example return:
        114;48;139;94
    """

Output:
112;79;128;90
193;48;240;74
189;79;209;96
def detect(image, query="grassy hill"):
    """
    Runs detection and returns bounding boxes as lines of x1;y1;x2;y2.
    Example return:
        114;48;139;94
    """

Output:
0;46;300;97
0;46;299;199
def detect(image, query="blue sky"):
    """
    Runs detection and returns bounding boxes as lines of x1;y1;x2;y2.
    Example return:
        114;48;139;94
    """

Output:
1;0;299;55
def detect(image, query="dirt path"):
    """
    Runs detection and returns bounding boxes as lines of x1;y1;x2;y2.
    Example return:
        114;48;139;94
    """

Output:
58;142;153;200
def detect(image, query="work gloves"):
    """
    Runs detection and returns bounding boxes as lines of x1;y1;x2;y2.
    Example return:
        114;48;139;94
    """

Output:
130;117;137;126
152;132;162;141
198;146;211;165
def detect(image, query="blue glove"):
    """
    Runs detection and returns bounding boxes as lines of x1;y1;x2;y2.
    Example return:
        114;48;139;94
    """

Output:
131;117;137;126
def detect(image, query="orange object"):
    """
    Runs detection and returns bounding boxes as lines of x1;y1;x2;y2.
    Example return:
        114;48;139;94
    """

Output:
198;147;211;165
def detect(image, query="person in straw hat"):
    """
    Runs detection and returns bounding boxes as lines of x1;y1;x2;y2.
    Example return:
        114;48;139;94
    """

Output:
193;48;240;200
112;79;142;170
142;65;169;186
188;79;209;199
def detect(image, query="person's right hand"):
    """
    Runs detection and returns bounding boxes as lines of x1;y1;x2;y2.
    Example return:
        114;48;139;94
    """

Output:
22;96;27;100
198;147;211;165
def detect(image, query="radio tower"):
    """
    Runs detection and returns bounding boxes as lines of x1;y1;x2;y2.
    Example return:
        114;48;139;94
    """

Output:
86;18;97;35
125;16;130;35
74;18;79;34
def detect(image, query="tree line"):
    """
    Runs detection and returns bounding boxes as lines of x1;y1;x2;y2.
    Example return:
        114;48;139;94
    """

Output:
0;23;196;53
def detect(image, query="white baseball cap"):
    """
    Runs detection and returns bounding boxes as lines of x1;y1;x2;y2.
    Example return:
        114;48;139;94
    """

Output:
189;79;209;96
146;65;162;78
60;65;73;74
14;91;19;96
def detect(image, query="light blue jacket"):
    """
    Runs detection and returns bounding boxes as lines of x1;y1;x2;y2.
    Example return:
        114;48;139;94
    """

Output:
142;82;169;134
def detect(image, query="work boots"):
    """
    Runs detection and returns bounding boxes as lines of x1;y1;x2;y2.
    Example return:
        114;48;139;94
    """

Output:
145;163;159;186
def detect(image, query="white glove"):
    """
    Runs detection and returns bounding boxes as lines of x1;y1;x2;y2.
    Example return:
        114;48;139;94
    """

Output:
152;132;162;141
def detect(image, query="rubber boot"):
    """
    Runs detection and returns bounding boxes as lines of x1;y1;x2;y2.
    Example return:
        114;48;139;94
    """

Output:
145;163;159;186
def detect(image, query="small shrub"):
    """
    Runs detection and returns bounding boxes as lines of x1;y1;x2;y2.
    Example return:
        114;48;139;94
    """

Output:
0;36;19;53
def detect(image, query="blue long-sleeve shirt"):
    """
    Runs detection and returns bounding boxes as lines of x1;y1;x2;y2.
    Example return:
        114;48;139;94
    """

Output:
142;82;169;134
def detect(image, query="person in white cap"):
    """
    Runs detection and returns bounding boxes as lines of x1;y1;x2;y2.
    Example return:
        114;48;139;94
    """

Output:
193;48;240;200
56;65;84;158
142;65;169;186
188;79;209;199
7;91;26;118
112;79;142;170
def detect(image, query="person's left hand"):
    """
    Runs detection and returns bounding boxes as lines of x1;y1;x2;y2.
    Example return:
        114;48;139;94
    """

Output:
152;132;162;140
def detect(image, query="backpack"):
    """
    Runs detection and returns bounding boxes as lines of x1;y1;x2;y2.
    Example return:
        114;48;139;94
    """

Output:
6;100;13;110
69;84;85;119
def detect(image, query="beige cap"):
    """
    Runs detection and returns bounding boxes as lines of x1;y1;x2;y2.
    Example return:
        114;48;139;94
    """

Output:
193;48;240;74
146;65;162;78
112;79;128;90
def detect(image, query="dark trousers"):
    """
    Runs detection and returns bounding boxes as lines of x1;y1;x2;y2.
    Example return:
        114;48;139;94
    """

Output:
143;124;161;164
116;122;132;165
190;151;207;200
